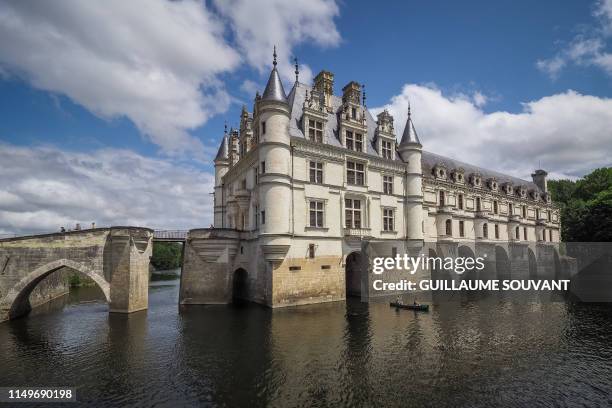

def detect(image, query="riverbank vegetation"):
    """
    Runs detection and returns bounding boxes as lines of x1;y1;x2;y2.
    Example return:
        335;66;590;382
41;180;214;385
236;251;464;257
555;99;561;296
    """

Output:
549;167;612;242
151;242;183;270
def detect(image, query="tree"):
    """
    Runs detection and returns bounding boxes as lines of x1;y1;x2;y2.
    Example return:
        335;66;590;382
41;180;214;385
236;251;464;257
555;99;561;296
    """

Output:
151;242;183;270
549;167;612;242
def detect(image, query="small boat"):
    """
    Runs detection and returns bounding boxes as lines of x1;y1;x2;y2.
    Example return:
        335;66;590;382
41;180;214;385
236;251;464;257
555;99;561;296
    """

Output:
390;302;429;311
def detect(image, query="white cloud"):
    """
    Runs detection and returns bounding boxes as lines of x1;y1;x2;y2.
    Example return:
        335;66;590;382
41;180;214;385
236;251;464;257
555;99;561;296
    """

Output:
538;0;612;78
0;0;342;157
213;0;340;84
0;144;215;235
373;84;612;180
240;79;261;96
0;1;240;158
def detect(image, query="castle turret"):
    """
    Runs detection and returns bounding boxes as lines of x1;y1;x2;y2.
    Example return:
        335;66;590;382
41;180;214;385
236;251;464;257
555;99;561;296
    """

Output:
398;105;424;244
531;169;548;193
256;48;292;264
213;130;230;228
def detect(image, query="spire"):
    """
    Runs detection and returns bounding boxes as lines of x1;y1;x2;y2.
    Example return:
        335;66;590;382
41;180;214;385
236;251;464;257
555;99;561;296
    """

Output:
215;132;229;162
294;56;299;83
400;103;421;146
261;46;288;103
362;83;366;107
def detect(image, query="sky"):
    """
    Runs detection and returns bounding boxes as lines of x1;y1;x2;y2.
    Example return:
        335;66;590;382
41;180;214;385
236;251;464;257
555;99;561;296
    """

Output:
0;0;611;234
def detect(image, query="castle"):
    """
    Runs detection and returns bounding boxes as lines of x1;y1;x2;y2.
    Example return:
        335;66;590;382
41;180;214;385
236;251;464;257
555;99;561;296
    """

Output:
178;50;561;307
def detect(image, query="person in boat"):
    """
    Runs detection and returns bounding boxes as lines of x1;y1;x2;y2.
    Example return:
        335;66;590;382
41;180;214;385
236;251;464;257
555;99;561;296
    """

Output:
396;296;403;305
413;299;419;306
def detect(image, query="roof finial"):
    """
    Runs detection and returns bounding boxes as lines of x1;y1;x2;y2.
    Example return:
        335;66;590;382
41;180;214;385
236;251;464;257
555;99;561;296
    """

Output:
273;45;277;67
224;121;228;135
408;101;411;117
362;83;366;107
294;56;299;83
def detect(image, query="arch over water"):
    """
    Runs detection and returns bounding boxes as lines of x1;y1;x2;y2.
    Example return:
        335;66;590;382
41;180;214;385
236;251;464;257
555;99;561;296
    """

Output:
345;251;364;297
458;245;477;281
2;259;110;319
528;248;538;278
232;268;249;302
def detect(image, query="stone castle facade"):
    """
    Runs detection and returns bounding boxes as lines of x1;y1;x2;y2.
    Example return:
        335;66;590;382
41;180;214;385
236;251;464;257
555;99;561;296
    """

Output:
178;52;561;308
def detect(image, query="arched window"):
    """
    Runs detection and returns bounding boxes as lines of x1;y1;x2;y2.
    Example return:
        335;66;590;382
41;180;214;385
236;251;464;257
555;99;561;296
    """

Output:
483;223;488;238
445;219;452;236
476;197;482;212
439;191;445;206
458;194;464;210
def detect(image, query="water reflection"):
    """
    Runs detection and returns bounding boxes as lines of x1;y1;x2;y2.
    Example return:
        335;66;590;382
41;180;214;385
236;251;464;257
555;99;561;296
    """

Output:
1;272;612;407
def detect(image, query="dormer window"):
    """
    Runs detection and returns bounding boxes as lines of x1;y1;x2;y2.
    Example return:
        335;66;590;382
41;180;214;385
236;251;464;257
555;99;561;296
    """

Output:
381;139;393;159
489;179;498;191
346;131;363;151
471;173;482;187
434;164;447;180
517;186;527;198
308;119;323;143
504;183;513;195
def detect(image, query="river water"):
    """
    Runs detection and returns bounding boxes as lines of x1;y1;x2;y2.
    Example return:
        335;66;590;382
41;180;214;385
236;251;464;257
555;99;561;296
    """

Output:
1;271;611;407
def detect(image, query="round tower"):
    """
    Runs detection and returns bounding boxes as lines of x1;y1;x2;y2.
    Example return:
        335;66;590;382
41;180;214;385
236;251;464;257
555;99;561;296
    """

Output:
256;48;292;242
398;105;424;244
213;129;229;228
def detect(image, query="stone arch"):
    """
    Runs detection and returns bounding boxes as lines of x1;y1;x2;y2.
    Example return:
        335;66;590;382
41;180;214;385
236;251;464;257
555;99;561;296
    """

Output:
232;268;249;301
2;259;110;320
345;251;364;297
528;248;537;278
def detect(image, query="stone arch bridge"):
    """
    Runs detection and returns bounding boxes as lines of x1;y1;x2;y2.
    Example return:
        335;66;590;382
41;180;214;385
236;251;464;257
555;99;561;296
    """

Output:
0;227;153;322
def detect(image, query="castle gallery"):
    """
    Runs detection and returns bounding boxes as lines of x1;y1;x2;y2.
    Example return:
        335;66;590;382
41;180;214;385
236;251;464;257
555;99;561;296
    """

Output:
179;51;561;308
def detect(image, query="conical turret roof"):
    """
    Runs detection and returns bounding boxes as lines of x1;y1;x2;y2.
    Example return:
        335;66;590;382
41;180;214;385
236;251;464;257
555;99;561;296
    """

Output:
261;47;287;103
400;105;421;146
214;134;229;162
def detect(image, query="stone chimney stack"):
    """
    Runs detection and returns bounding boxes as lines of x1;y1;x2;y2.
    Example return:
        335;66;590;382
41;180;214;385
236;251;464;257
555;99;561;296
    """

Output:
531;169;548;193
313;70;334;111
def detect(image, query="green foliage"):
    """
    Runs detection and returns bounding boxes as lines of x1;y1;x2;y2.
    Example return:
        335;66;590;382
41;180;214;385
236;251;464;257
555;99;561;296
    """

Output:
151;242;183;270
548;167;612;242
67;273;96;287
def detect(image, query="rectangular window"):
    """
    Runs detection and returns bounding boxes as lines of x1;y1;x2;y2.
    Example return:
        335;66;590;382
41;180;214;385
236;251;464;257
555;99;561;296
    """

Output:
458;194;464;210
309;201;324;228
508;202;513;215
309;161;323;184
549;230;553;241
345;130;362;151
308;243;315;259
459;220;465;237
261;161;266;173
345;198;362;228
351;107;356;119
493;200;498;214
523;227;527;240
261;210;266;225
547;210;551;222
254;205;259;228
383;208;394;232
495;224;499;239
262;121;266;135
383;175;393;195
355;133;363;151
522;205;527;218
347;161;365;186
308;119;323;143
381;140;393;159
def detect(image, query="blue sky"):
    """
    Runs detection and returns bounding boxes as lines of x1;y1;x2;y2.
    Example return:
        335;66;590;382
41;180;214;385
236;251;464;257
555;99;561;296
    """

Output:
0;0;611;233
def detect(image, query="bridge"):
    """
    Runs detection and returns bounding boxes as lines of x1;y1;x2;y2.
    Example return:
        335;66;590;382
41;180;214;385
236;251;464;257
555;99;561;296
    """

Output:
153;230;188;242
0;227;153;322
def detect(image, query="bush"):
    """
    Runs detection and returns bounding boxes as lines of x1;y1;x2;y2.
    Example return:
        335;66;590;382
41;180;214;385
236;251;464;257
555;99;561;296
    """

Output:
151;242;183;270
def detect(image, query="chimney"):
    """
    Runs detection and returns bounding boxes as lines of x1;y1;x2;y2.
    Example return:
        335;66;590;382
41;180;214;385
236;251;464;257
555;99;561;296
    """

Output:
342;81;361;105
313;70;334;110
531;169;548;192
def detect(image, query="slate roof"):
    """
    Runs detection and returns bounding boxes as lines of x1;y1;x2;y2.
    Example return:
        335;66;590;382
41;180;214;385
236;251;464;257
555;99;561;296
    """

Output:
285;82;541;192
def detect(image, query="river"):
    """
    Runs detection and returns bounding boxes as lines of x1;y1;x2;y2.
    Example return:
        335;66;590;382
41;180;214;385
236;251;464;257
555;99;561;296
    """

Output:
1;270;611;407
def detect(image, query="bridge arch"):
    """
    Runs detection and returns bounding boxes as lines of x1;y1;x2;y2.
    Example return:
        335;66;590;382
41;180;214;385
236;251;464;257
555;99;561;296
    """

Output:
1;259;110;320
